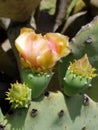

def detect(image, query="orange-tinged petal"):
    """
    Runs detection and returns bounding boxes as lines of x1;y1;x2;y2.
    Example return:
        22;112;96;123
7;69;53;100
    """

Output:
15;27;70;73
15;30;35;59
45;33;70;57
36;49;59;70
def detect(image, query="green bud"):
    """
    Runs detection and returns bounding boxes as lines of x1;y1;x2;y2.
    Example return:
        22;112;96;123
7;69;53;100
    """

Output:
63;54;97;96
6;82;31;109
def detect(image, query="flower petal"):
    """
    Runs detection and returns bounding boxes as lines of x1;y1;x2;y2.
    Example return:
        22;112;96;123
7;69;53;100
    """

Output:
45;33;70;57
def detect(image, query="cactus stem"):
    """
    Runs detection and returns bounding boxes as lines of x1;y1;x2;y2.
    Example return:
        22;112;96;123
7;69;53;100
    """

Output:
58;110;64;118
44;91;50;97
30;109;38;117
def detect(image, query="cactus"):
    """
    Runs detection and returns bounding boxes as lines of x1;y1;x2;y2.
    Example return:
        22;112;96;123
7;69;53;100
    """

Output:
5;82;31;108
15;27;70;99
2;91;98;130
69;15;98;100
58;15;98;101
22;68;53;99
1;1;98;130
63;54;97;96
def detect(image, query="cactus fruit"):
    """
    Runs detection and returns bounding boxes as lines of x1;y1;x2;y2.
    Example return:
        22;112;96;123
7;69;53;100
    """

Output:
5;82;31;108
22;69;53;99
3;91;98;130
63;54;97;96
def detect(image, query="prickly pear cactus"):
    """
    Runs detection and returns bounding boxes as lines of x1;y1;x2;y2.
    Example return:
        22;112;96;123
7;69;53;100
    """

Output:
1;2;98;130
69;15;98;101
58;15;98;101
6;82;31;108
63;54;97;96
2;91;98;130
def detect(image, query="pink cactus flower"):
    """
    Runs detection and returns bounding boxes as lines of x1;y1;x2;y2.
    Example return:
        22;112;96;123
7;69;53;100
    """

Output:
15;28;70;72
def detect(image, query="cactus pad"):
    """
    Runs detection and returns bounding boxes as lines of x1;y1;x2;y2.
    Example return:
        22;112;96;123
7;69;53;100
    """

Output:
4;91;98;130
58;15;98;100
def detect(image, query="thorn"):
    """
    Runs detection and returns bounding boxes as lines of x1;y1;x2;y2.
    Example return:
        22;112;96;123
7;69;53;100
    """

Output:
82;94;89;106
44;91;50;97
85;35;93;44
58;110;64;118
30;109;38;117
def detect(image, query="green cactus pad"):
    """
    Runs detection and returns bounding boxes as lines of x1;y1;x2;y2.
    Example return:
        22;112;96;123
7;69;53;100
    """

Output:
4;91;98;130
58;15;98;101
69;15;98;100
22;69;53;99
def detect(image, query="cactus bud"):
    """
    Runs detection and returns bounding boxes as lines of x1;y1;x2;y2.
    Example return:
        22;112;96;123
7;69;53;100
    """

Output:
63;54;97;96
6;82;31;109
